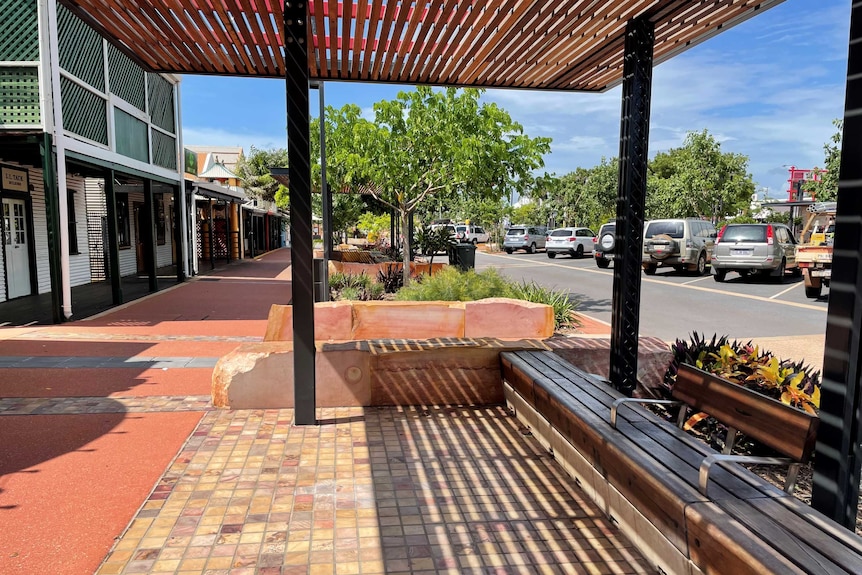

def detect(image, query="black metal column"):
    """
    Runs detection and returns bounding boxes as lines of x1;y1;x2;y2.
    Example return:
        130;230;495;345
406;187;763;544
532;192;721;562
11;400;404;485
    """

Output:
173;185;185;283
104;170;123;304
610;16;654;396
811;1;862;529
285;0;316;425
40;133;62;323
143;180;158;292
208;202;215;270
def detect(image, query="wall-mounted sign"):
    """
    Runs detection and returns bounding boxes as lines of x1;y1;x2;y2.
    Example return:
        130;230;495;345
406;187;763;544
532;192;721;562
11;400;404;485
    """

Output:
184;149;198;175
1;167;28;192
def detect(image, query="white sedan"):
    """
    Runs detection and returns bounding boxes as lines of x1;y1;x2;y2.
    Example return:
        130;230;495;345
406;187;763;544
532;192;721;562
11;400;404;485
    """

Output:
546;227;596;258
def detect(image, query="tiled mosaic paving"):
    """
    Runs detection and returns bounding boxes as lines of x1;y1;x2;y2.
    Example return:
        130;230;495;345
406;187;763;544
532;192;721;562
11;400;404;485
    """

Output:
96;405;651;575
0;395;214;415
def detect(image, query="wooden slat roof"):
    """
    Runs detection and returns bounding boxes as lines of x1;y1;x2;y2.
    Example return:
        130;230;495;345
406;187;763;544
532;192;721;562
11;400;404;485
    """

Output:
60;0;783;92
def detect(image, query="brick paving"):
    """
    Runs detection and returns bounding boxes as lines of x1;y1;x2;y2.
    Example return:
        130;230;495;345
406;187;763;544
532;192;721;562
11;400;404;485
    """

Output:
1;248;651;575
97;406;650;575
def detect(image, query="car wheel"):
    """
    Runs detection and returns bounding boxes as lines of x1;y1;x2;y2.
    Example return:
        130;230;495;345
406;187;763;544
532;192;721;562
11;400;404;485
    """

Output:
596;258;610;269
505;248;513;254
472;238;478;245
773;259;786;283
694;252;707;276
548;252;556;259
713;269;727;282
528;242;536;254
805;285;822;298
792;265;803;277
575;245;584;258
644;264;657;275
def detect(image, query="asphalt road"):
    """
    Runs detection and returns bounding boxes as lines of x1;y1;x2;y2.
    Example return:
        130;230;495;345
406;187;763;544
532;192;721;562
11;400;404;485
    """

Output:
475;249;828;343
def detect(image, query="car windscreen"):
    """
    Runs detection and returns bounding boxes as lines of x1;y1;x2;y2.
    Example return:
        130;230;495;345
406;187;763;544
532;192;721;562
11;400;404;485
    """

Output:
645;221;684;239
506;228;525;235
550;229;572;237
721;225;767;243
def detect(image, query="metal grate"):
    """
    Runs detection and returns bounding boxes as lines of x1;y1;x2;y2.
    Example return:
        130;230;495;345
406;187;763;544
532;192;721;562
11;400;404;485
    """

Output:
107;44;145;111
0;0;38;62
61;76;107;143
0;67;40;125
86;184;108;281
151;129;176;170
58;4;105;92
147;73;175;132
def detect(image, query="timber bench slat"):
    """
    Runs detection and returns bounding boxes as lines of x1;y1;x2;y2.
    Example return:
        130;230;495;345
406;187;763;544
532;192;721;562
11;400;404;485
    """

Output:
499;350;861;575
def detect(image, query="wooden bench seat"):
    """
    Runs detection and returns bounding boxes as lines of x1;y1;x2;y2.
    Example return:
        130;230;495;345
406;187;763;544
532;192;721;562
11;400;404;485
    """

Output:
500;350;862;575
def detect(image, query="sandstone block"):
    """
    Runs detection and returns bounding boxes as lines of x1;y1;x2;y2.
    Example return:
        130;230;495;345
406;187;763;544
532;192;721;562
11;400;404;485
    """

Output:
464;298;554;339
351;301;465;340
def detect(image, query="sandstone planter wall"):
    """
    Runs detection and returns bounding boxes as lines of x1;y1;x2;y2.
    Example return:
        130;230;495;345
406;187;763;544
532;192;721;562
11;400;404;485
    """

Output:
263;298;555;342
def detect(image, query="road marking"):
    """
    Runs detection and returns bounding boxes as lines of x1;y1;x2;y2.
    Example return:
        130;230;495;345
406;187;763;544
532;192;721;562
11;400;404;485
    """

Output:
770;282;800;300
481;252;825;312
682;275;714;286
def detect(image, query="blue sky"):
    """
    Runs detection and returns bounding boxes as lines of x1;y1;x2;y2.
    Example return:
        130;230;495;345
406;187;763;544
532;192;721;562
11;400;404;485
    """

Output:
180;0;849;202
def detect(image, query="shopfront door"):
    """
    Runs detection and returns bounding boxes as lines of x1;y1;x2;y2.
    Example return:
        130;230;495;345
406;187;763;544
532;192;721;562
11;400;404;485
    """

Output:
2;198;32;298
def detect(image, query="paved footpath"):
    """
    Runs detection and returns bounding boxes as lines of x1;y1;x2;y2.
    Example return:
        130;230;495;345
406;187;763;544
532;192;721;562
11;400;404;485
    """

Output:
0;248;651;575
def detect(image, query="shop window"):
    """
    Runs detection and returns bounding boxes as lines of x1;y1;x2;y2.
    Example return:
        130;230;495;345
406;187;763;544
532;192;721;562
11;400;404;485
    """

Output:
117;193;130;248
68;190;79;254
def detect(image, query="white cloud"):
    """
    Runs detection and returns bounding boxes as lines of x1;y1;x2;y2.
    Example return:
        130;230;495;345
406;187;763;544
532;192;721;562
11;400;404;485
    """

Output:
182;126;285;153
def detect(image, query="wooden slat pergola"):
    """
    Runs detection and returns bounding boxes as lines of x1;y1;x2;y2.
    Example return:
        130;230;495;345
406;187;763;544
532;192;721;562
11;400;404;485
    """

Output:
64;0;780;90
57;0;862;531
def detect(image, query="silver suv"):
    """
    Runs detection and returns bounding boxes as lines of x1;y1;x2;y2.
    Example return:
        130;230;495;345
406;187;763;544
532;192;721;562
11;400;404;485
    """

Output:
504;225;547;254
642;218;716;275
711;223;800;282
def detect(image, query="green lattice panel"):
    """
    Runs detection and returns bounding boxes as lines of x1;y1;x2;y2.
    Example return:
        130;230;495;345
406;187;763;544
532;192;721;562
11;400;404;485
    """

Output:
0;0;38;61
61;76;107;144
107;44;145;111
151;129;177;170
147;73;175;133
58;4;105;91
0;67;40;125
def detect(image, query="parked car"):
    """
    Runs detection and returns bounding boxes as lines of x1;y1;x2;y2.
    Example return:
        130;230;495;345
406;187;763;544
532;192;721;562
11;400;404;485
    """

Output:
455;224;490;244
711;223;800;282
546;227;595;258
503;225;547;253
642;218;716;275
593;222;616;268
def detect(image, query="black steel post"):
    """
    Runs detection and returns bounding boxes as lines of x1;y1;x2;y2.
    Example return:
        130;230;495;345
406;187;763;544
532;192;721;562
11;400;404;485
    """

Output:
40;133;63;323
208;201;215;270
285;0;316;425
174;184;185;283
610;16;654;396
104;170;123;303
811;1;862;529
143;180;158;292
317;83;331;301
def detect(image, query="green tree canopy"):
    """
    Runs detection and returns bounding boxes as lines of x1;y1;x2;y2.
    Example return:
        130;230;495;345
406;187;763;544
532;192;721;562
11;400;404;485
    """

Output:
234;146;288;205
807;119;842;202
336;86;551;284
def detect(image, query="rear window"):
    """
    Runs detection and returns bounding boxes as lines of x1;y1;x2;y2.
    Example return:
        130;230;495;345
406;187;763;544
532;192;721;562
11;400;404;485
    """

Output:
506;228;525;235
456;226;467;233
550;229;572;237
721;225;767;243
600;224;615;235
645;221;685;239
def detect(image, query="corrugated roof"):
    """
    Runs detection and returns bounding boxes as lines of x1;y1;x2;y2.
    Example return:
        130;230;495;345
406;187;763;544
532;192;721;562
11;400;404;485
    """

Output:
59;0;784;92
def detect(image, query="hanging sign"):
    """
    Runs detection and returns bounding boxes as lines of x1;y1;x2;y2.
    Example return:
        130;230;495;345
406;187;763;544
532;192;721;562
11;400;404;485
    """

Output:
1;167;28;192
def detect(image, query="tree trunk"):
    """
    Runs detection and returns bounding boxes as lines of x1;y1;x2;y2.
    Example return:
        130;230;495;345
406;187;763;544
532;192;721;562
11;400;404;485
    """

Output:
401;209;411;286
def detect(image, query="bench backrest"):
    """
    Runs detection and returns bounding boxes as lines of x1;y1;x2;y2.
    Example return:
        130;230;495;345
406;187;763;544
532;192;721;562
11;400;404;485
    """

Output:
673;364;819;463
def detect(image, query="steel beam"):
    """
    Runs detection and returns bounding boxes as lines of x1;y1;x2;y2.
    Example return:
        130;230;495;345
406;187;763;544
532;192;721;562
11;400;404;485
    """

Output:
104;170;123;304
285;0;316;425
40;133;63;323
811;1;862;530
143;179;159;292
610;16;654;396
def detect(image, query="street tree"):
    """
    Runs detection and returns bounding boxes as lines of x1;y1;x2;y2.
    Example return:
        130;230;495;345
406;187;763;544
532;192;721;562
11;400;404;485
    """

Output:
339;86;550;284
234;146;289;205
808;119;842;202
647;130;754;222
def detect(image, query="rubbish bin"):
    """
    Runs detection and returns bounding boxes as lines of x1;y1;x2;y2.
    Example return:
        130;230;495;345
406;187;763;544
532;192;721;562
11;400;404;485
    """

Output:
448;243;477;271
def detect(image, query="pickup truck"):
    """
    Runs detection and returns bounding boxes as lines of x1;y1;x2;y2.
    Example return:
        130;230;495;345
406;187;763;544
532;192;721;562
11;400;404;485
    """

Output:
795;203;835;298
